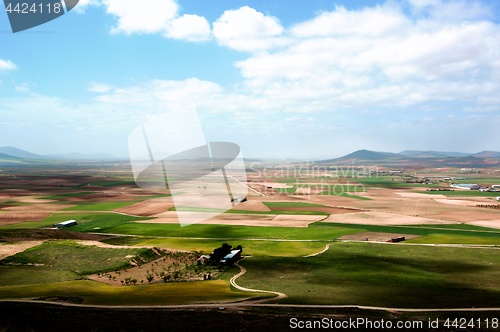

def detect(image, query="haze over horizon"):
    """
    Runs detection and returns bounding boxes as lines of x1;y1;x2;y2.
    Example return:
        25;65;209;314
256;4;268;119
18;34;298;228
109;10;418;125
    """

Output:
1;0;499;159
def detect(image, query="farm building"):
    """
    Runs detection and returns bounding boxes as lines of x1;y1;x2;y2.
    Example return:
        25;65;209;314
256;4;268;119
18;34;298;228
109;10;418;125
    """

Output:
220;249;241;265
54;220;78;228
450;183;480;190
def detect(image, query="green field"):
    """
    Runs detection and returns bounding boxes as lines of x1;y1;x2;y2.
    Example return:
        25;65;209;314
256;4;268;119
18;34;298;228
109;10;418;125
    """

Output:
355;177;437;188
323;222;500;245
63;201;139;211
172;206;329;216
0;280;264;305
262;202;327;208
90;180;136;187
319;191;371;200
130;237;332;257
94;222;357;241
0;213;150;231
237;242;500;308
274;187;297;194
0;240;159;285
42;192;98;200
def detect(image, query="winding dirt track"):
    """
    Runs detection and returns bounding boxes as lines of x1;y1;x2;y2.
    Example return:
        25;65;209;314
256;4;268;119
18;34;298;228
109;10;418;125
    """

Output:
230;258;287;302
303;243;332;257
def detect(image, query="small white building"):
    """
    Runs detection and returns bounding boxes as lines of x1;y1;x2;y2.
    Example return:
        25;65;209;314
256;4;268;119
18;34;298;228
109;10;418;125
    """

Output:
54;220;78;228
450;183;480;190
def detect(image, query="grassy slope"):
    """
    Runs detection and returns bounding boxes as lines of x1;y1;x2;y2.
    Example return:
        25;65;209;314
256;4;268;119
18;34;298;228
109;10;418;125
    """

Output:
237;242;500;308
0;280;262;305
0;240;156;285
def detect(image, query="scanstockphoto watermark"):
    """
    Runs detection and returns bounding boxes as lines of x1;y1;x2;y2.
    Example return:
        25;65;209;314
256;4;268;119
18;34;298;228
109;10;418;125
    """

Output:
3;0;79;33
289;317;425;330
290;317;500;330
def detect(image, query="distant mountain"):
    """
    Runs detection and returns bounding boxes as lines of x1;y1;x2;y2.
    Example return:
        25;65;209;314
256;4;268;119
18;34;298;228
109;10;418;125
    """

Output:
320;149;402;163
0;146;125;163
46;152;125;161
318;149;500;167
471;151;500;158
0;146;46;159
399;150;471;158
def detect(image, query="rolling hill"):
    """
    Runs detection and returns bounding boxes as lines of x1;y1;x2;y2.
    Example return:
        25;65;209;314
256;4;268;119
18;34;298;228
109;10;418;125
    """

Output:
319;149;500;167
0;146;45;159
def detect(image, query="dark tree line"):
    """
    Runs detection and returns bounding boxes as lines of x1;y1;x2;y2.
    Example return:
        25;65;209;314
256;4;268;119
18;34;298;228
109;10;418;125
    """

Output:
209;243;242;265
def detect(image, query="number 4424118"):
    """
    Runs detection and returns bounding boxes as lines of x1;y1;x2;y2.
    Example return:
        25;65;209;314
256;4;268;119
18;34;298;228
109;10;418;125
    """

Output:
443;318;498;329
5;2;62;14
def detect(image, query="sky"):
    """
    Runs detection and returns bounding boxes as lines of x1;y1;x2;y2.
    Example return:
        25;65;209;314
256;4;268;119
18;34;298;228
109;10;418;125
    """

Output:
0;0;499;159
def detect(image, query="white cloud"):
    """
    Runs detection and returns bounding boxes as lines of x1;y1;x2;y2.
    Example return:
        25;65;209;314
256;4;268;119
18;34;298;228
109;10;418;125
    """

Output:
93;78;224;109
233;1;500;113
96;0;212;42
291;4;410;38
213;6;288;52
88;82;113;93
104;0;178;34
0;59;16;71
165;14;212;42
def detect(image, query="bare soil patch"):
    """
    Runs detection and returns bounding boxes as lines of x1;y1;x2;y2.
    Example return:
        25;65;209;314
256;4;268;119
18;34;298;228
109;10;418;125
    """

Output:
0;229;113;242
234;200;271;212
0;212;50;226
467;220;500;229
0;241;44;260
201;213;324;227
137;212;323;227
116;198;174;216
323;211;457;226
395;191;447;199
433;198;491;207
252;182;293;189
338;232;421;242
426;210;500;223
2;203;74;212
0;196;56;204
266;205;358;215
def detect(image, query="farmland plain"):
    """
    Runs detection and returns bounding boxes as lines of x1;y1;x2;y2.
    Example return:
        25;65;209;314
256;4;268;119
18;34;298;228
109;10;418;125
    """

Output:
0;162;499;329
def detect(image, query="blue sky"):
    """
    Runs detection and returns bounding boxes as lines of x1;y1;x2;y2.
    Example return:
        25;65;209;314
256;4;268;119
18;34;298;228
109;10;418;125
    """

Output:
1;0;499;159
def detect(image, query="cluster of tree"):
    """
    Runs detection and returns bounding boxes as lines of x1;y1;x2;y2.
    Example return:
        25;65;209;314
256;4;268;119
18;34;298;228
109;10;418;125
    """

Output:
208;243;242;265
476;204;500;210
